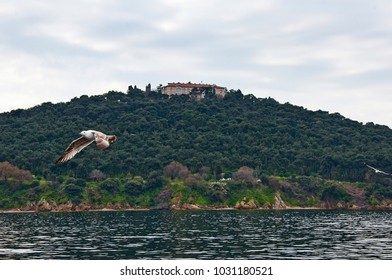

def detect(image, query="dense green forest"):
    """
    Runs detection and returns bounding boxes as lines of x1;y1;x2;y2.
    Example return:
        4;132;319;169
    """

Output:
1;86;392;210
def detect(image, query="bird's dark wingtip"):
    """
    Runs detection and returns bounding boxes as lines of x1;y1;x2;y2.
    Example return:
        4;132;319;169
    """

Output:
54;157;63;165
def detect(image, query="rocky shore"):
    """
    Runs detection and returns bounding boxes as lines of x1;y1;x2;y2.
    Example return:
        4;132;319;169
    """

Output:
2;194;391;213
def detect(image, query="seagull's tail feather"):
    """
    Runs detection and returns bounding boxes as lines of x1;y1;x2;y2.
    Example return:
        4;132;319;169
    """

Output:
108;135;117;143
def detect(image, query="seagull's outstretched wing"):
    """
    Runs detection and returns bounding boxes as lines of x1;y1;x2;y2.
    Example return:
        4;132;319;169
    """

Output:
378;170;391;175
365;163;391;175
55;137;94;164
365;164;377;171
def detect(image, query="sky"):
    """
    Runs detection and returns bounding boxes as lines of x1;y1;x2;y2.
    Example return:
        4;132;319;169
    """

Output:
1;0;392;127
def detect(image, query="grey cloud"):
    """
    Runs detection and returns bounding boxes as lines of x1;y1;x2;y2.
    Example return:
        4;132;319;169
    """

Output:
1;0;392;127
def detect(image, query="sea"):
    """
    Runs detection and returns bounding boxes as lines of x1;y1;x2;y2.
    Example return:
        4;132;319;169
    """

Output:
0;209;391;260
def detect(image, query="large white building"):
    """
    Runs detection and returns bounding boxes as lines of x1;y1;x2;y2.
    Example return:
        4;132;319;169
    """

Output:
161;82;226;98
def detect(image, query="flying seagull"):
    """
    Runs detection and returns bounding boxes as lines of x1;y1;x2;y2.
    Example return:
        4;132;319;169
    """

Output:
55;130;117;164
365;163;391;176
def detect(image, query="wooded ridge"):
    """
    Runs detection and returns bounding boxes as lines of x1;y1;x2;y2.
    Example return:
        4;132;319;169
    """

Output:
0;87;391;210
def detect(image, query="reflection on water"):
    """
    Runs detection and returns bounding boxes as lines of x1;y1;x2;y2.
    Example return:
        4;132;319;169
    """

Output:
0;210;391;259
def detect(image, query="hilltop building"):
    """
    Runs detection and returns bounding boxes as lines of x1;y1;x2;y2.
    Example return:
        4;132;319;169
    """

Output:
161;82;226;99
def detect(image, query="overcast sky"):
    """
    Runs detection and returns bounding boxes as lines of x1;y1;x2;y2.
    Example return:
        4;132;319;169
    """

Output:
1;0;392;127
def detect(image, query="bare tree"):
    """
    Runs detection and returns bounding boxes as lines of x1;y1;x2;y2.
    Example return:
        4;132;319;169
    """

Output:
232;166;257;186
155;188;173;209
90;169;105;181
163;161;190;180
0;161;33;181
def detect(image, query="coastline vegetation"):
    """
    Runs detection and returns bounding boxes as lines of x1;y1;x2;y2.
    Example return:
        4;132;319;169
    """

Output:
1;86;392;211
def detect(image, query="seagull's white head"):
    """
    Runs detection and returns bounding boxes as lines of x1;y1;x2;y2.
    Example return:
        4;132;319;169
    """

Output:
80;130;95;140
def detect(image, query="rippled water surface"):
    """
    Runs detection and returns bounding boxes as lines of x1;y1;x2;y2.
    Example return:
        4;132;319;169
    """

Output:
0;210;391;259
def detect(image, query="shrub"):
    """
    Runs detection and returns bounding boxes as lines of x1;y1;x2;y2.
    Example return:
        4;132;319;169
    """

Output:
163;161;190;180
90;169;105;181
232;166;257;187
321;185;351;203
155;188;173;209
99;178;120;193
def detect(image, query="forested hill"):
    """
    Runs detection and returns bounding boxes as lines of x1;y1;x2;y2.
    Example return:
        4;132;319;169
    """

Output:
1;87;392;183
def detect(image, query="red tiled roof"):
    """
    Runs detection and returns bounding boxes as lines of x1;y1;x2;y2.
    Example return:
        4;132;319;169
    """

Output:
163;82;225;89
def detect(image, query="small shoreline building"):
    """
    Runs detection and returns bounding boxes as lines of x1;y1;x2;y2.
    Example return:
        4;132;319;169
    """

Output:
161;82;226;99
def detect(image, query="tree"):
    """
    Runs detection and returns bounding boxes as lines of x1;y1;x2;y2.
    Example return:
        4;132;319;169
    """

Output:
90;169;105;181
0;161;33;181
155;188;173;209
163;161;190;180
185;174;205;189
321;185;351;205
232;166;257;186
99;178;120;193
124;179;143;195
146;171;163;189
63;183;83;203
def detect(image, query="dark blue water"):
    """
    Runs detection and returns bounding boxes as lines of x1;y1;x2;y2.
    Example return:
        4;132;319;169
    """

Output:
0;210;391;259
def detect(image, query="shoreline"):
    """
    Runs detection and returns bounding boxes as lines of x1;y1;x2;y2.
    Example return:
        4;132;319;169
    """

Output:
1;205;391;213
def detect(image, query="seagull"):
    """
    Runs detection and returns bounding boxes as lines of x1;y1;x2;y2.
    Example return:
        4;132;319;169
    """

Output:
55;130;117;164
365;163;391;176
